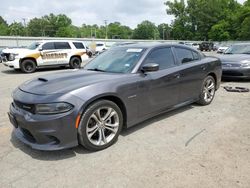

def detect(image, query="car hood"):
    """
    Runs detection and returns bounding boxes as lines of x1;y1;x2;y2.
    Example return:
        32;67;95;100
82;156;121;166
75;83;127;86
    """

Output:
216;54;250;63
19;70;129;95
2;48;30;54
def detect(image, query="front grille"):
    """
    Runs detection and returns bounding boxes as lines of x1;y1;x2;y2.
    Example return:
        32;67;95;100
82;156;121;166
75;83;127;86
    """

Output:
14;100;35;114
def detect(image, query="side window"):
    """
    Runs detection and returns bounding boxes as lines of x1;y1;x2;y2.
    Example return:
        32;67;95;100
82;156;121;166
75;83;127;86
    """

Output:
42;42;55;50
54;42;71;49
175;48;194;64
192;51;200;60
144;48;175;70
73;42;85;49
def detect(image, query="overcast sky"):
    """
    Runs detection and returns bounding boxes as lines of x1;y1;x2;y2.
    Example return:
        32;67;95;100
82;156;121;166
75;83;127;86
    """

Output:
1;0;247;29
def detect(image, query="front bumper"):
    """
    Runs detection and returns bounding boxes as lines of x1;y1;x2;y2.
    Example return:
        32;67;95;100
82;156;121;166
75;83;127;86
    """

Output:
222;67;250;79
9;89;83;150
9;102;79;150
3;59;20;69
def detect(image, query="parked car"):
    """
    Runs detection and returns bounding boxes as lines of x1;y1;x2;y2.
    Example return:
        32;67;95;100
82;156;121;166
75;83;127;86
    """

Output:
218;43;250;79
217;46;229;54
95;42;108;54
199;42;214;51
2;40;89;73
8;43;221;151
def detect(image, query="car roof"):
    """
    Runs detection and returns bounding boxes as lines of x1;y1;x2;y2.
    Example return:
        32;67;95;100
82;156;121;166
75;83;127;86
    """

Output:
114;42;196;51
39;40;85;43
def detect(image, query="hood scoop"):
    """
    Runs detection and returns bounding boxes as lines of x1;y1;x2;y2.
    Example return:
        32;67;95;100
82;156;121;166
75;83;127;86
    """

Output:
38;77;48;82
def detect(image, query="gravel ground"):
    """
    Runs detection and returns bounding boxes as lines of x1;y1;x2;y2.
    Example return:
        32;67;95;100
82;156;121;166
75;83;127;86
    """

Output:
0;56;250;188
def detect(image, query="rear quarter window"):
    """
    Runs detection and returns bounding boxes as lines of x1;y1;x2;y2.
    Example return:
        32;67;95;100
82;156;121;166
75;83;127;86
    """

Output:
175;48;195;64
73;42;85;49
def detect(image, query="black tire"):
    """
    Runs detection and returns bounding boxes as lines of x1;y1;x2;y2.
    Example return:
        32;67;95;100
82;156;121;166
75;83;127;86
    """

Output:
69;56;81;69
20;59;36;73
197;76;216;106
87;51;92;58
78;100;123;151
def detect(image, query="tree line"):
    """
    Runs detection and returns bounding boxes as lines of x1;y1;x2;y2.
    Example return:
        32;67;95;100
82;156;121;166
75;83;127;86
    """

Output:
0;0;249;41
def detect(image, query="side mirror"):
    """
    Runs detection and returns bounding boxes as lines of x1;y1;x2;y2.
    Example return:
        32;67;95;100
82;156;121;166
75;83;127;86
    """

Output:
38;47;43;51
141;63;159;72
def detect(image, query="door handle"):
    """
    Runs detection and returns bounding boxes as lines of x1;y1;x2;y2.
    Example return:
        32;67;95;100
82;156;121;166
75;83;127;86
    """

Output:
201;65;207;70
174;73;180;79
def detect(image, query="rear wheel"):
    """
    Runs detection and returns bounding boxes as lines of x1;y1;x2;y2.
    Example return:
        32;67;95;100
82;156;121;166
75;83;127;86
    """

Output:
20;59;36;73
69;56;81;69
78;100;123;151
197;76;216;105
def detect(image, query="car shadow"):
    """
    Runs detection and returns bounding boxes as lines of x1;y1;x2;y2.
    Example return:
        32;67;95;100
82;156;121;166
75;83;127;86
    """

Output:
121;105;193;136
10;104;194;161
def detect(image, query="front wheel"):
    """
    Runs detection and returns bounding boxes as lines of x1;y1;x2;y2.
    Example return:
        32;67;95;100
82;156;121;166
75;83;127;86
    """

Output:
197;76;216;105
69;56;81;69
78;100;123;151
20;59;36;73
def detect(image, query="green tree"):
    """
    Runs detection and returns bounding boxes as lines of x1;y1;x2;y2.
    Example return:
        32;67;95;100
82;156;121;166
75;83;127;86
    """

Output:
158;23;172;40
0;16;8;36
8;22;25;36
133;20;159;39
208;20;231;41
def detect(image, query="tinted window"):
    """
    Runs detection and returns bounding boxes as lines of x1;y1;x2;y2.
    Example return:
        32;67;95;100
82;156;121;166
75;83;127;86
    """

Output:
144;48;175;70
175;48;194;64
97;44;104;47
42;42;55;50
73;42;85;49
54;42;71;49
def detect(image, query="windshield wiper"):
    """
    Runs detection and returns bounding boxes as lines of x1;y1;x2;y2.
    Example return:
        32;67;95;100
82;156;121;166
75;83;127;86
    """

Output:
87;68;106;72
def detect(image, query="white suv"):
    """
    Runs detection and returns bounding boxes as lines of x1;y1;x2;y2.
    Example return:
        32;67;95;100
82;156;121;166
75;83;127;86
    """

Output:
2;40;89;73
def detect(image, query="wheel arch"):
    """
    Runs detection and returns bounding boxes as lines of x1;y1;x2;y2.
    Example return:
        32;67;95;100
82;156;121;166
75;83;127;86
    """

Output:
79;94;127;129
19;57;38;67
70;55;82;62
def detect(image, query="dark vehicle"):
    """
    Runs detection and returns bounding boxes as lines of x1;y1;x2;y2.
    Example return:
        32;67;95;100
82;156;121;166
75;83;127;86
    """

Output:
8;43;222;151
219;43;250;79
199;42;214;51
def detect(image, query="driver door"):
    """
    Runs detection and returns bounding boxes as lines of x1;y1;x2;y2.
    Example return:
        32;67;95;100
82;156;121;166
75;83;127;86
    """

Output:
137;47;181;117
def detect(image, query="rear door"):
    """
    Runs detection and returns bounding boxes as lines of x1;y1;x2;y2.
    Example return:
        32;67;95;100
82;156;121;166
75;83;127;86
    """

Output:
54;42;71;64
173;47;207;102
137;47;181;117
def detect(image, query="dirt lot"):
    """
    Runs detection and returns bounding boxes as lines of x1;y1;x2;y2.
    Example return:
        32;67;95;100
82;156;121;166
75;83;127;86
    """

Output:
0;57;250;188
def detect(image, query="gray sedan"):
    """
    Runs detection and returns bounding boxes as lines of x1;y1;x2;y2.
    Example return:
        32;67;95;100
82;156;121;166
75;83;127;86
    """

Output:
8;43;221;151
219;43;250;79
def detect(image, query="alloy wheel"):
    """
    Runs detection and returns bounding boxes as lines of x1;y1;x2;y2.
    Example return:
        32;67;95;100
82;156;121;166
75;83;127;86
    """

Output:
203;78;215;103
86;107;120;146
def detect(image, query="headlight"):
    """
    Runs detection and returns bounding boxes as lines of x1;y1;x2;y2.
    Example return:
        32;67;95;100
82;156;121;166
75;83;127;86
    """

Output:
35;102;74;114
9;53;19;61
241;60;250;67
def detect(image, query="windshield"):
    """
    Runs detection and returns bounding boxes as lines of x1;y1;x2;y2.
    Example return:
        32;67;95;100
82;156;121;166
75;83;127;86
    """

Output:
84;47;145;73
27;42;41;50
224;44;250;54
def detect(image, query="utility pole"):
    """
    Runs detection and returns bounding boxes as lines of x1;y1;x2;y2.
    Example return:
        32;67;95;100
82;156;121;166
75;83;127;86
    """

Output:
22;18;27;36
162;26;165;40
104;20;108;39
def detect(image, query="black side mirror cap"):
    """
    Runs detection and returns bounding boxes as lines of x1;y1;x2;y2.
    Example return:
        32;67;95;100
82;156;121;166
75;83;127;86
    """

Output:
142;63;159;72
